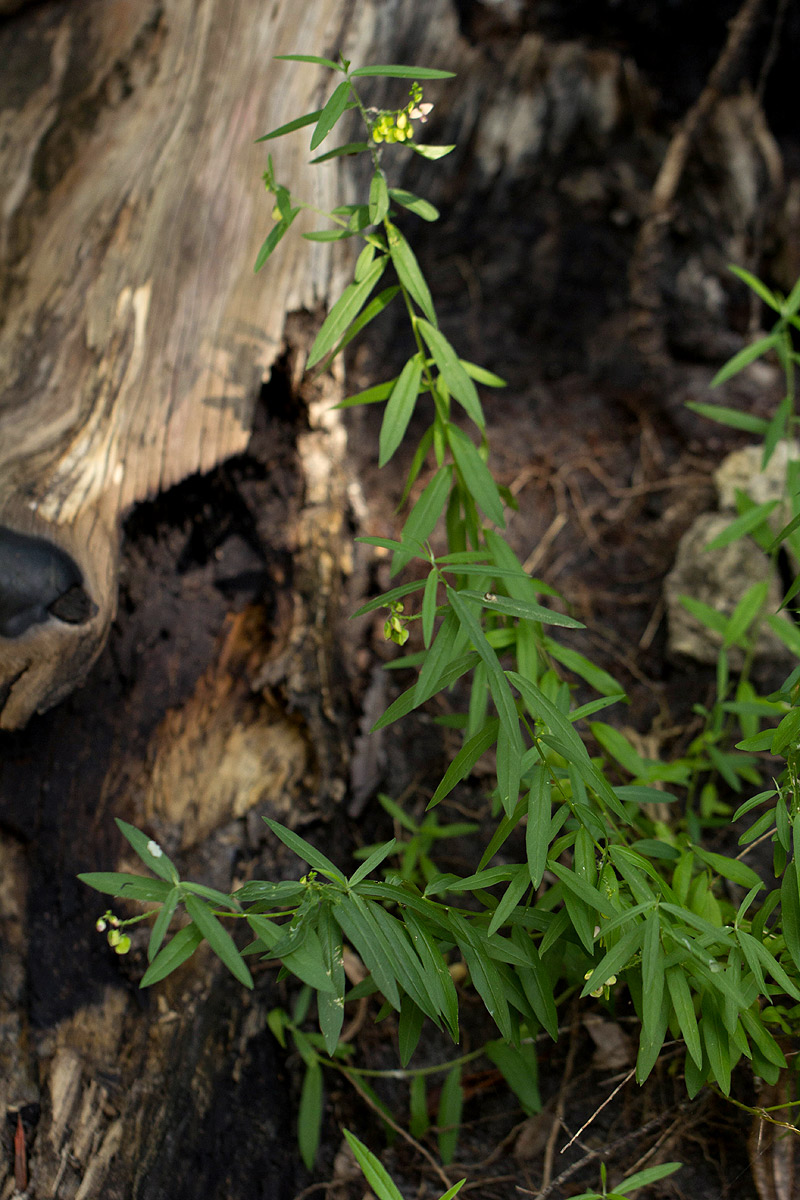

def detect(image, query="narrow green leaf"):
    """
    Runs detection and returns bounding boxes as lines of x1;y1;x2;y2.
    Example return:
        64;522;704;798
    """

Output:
184;894;252;988
728;265;781;312
349;839;397;887
781;860;800;972
369;169;390;224
309;141;369;164
317;905;345;1054
543;637;624;695
617;1163;682;1194
636;983;669;1084
148;886;182;962
371;651;480;732
710;333;780;387
247;914;336;994
180;881;239;910
411;143;456;160
350;65;456;79
365;905;442;1024
410;1074;430;1139
333;894;401;1009
77;872;172;902
678;595;728;636
379;355;423;466
388;188;439;221
115;819;179;884
737;929;800;1000
704;502;778;551
552;863;618;920
307;258;386;368
684;401;769;434
351;579;426;619
701;1005;731;1094
263;818;347;884
526;765;551;889
641;911;664;1043
403;909;460;1040
394;465;452;574
486;1039;540;1115
254;210;298;271
140;922;204;987
428;719;499;809
418;320;484;427
387;223;436;324
233;880;306;906
256;107;324;142
398;997;425;1066
488;868;530;937
438;1063;463;1165
343;1131;405;1200
310;80;352;150
460;361;507;387
274;53;344;70
447;425;505;527
421;568;439;648
666;965;702;1068
298;1061;323;1169
462;590;583;629
580;924;642;999
691;846;762;890
338;378;397;408
302;228;357;242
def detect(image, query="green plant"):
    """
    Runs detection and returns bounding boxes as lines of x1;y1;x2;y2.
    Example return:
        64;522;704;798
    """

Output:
81;53;800;1182
570;1160;682;1200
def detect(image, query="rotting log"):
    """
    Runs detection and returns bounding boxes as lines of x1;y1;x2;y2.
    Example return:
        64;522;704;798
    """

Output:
0;0;375;729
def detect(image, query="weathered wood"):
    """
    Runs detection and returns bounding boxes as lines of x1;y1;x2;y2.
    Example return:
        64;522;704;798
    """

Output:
0;0;363;728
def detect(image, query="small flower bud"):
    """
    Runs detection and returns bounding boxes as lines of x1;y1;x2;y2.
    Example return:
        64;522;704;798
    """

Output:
95;918;107;933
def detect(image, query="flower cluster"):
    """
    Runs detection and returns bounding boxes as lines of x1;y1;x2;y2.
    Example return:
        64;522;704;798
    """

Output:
384;600;410;646
371;83;433;145
96;910;131;955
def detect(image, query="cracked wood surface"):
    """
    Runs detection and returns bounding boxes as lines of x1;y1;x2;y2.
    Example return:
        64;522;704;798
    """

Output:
0;0;360;728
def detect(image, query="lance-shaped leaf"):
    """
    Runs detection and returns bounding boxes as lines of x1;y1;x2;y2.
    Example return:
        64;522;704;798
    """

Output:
392;465;452;575
710;333;780;387
298;1060;323;1169
140;922;204;987
428;718;499;809
263;818;347;884
379;354;423;465
369;169;390;224
666;964;702;1068
184;894;252;988
460;590;583;629
350;65;456;79
437;1063;463;1164
387;223;436;324
254;208;299;271
317;905;345;1055
307;258;386;368
526;764;551;889
333;894;401;1009
257;107;325;142
343;1131;405;1200
77;872;172;903
148;886;182;963
446;425;505;527
418;320;484;427
115;819;179;884
388;188;439;222
310;80;352;150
